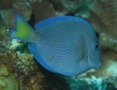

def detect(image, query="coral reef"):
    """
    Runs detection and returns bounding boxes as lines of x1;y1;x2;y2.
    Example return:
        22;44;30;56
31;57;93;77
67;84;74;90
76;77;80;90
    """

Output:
61;0;92;13
84;0;117;78
0;0;32;29
0;0;117;89
9;39;38;78
15;52;38;78
0;64;18;90
66;76;117;90
67;0;117;78
99;33;117;52
31;1;56;23
0;15;9;41
88;0;117;39
0;0;15;9
97;50;117;77
19;72;48;90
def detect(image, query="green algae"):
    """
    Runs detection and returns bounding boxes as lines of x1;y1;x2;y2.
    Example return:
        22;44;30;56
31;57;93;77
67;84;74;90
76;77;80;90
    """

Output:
0;65;18;90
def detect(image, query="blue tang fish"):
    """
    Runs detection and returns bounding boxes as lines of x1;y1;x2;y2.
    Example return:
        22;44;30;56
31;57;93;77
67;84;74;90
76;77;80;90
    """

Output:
9;14;102;76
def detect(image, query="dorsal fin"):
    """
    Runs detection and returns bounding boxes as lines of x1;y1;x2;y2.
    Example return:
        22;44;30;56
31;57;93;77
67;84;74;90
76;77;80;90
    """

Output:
34;16;88;31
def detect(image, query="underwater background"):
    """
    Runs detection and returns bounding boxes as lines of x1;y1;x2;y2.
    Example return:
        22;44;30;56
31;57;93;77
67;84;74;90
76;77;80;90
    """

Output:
0;0;117;90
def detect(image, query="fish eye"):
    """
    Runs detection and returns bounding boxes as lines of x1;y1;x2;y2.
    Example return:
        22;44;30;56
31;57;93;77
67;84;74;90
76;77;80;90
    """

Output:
93;42;100;50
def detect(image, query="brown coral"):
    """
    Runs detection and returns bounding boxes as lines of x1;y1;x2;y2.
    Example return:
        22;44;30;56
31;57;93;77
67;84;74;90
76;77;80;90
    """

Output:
31;1;56;23
19;72;57;90
19;72;44;90
88;0;117;39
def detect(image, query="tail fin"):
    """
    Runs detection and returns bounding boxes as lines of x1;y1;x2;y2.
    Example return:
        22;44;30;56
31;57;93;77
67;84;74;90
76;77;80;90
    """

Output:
9;14;34;41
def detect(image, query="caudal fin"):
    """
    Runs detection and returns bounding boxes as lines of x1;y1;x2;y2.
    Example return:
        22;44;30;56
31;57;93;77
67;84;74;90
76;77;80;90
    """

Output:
9;14;34;41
